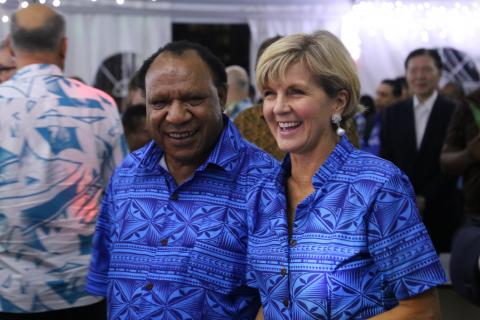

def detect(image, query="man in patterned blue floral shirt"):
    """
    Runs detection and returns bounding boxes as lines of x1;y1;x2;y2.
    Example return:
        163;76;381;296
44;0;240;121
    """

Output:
0;4;127;320
86;41;278;319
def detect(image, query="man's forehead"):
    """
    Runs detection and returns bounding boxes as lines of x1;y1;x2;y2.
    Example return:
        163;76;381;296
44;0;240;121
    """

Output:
146;50;213;86
408;54;437;68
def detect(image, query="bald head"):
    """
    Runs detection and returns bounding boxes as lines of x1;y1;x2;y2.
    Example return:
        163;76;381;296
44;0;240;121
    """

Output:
10;4;65;53
226;65;249;106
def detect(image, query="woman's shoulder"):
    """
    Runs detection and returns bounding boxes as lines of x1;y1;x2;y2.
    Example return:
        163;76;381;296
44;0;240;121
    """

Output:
342;148;405;183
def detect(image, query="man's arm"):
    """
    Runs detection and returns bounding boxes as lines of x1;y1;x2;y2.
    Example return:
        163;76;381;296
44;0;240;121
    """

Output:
441;133;480;175
369;289;441;320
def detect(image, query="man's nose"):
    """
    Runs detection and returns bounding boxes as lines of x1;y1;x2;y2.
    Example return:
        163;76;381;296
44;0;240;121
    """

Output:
165;101;192;124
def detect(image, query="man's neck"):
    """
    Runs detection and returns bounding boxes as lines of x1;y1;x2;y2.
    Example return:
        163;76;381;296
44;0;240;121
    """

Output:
14;52;63;70
415;91;436;104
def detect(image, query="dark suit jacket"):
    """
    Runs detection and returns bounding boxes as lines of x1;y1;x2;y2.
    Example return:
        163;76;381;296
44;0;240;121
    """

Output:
380;95;460;252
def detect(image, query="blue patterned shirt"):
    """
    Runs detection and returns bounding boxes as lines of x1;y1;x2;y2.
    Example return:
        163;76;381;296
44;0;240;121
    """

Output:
86;118;278;319
0;64;127;312
247;136;446;319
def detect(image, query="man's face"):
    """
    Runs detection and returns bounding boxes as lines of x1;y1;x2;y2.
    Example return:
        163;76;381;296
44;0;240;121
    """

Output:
375;83;395;111
0;48;16;83
145;50;225;168
406;54;441;101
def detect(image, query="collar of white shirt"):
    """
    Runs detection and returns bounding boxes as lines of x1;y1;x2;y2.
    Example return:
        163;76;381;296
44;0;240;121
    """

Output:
413;90;438;113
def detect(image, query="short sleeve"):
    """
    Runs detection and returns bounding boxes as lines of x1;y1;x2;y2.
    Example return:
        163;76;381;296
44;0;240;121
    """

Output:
85;179;115;296
367;171;447;301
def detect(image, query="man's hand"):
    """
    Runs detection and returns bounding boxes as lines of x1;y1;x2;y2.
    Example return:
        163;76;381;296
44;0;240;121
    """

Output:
466;134;480;162
416;195;426;217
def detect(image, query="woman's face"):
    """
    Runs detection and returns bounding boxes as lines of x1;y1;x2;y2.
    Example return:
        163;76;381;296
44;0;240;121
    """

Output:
262;62;345;156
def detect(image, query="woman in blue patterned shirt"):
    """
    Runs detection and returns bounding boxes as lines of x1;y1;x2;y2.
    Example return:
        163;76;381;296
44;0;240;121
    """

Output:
247;31;446;319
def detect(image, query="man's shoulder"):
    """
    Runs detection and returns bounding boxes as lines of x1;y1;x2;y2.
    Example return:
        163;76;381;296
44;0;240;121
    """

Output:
65;79;117;107
387;98;412;113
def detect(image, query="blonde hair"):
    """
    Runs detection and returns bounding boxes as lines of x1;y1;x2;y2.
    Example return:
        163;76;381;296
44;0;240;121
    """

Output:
256;30;362;121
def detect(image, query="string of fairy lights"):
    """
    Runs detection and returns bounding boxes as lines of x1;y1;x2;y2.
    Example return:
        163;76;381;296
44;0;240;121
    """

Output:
0;0;161;23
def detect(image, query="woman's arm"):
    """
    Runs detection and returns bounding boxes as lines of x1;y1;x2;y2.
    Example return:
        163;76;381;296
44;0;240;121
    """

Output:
256;306;264;320
369;289;441;320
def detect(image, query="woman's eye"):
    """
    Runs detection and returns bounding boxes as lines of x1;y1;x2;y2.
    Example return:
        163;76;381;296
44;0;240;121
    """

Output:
289;88;304;95
263;90;275;98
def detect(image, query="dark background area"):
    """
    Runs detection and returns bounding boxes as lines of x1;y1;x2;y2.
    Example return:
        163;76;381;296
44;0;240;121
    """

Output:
173;23;251;75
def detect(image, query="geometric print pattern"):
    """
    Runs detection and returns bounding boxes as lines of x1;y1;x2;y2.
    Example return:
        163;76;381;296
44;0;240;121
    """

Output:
246;136;446;319
0;64;127;313
87;120;279;319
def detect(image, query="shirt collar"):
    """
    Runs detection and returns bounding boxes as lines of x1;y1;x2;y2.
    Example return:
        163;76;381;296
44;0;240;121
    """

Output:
413;90;438;112
140;115;244;174
280;135;354;189
11;64;63;80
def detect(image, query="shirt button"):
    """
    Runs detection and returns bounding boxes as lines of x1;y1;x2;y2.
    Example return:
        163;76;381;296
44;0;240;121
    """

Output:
280;268;287;276
290;239;297;247
160;238;168;246
145;283;154;291
283;299;289;307
170;193;179;200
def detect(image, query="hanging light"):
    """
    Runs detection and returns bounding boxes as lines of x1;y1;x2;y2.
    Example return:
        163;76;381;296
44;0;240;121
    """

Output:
20;1;29;8
52;0;61;6
1;15;9;23
116;0;124;5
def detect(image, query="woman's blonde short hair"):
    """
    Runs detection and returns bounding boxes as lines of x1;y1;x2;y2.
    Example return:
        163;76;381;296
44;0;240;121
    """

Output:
256;30;362;121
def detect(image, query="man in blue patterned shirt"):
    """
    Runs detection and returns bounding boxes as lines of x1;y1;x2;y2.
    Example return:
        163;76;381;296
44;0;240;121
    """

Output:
86;41;278;319
0;4;127;320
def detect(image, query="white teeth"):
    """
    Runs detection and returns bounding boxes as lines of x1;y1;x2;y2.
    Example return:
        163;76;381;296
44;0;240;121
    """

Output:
279;121;301;129
168;131;194;139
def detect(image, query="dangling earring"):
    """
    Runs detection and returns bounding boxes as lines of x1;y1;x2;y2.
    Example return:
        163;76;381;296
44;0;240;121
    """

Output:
331;113;345;136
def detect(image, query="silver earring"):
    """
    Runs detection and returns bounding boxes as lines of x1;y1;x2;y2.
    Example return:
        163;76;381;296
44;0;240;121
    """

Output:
331;113;345;136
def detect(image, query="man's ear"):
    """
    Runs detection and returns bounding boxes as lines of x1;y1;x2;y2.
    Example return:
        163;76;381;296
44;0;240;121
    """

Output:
59;36;67;60
6;36;15;58
218;84;227;111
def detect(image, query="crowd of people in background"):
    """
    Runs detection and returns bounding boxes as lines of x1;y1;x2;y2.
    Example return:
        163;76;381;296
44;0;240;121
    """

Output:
1;3;480;320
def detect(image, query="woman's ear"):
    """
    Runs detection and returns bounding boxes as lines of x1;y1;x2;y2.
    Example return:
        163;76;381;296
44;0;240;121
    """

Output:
334;89;349;115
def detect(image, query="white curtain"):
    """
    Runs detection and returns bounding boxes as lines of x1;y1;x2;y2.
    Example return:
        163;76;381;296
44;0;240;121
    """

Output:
247;2;350;83
63;13;171;85
341;1;480;95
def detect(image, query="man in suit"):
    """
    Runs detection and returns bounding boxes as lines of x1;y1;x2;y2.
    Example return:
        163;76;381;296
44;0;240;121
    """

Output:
380;48;459;253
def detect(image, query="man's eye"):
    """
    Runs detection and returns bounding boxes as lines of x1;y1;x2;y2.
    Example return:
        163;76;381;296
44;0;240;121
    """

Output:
185;98;204;107
151;101;167;109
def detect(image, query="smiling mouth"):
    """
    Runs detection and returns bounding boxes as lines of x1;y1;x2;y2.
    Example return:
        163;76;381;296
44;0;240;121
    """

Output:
167;130;197;139
278;121;302;131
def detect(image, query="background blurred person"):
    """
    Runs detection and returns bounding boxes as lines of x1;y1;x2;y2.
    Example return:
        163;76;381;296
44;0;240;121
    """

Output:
225;65;252;119
0;38;16;83
121;103;150;151
381;48;460;253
